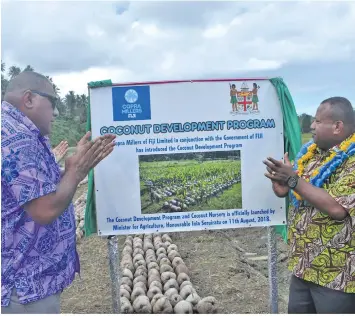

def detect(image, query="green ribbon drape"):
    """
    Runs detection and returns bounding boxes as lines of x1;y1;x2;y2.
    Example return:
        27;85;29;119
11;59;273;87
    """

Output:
84;77;302;242
269;77;302;242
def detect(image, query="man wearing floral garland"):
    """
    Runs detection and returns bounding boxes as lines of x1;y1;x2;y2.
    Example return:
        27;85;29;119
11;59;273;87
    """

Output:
264;96;355;313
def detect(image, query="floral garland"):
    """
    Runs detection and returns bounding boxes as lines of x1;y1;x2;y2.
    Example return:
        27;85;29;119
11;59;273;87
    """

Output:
290;133;355;208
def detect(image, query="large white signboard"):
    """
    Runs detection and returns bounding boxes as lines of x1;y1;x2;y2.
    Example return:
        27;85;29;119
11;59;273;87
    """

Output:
89;79;286;236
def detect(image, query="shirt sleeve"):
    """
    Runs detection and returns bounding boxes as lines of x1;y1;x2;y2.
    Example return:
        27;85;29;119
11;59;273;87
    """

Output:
1;136;57;207
327;155;355;215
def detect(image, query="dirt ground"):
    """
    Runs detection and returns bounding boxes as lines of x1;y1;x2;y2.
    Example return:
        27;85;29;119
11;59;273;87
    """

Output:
60;179;291;313
61;226;291;314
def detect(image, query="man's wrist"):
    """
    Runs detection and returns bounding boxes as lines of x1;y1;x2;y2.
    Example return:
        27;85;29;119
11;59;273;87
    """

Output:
286;174;300;189
64;167;82;187
294;176;305;192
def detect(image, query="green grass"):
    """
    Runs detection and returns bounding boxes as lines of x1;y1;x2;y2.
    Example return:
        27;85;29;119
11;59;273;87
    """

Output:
302;133;312;144
139;159;242;214
191;183;242;211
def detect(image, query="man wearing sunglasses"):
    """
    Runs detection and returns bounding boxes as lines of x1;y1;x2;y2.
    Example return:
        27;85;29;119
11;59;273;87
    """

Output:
1;71;116;314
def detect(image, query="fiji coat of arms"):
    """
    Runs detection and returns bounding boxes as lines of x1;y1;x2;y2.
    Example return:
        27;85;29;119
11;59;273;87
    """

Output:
229;82;260;115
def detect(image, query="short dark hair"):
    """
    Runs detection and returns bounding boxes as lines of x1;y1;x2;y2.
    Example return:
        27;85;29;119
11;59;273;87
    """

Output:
321;96;354;128
5;71;52;95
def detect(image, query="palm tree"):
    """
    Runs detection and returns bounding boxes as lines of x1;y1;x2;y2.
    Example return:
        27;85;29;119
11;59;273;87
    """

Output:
8;66;21;79
24;65;34;71
46;75;60;96
65;91;77;118
55;98;66;116
52;83;60;96
1;62;8;101
78;94;88;123
1;75;9;101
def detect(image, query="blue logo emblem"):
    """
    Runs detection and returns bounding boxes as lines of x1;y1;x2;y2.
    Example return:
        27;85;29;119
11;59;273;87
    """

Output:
112;86;151;121
124;89;138;103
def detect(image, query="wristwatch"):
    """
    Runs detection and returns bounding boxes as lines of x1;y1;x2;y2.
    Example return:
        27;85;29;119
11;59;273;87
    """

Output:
287;175;299;189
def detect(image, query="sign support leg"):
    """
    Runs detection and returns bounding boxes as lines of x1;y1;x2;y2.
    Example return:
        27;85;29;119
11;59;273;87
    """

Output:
267;226;279;314
107;235;120;313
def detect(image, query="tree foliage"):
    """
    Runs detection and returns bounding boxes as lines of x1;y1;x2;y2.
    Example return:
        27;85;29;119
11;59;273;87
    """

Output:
298;113;313;133
1;61;88;147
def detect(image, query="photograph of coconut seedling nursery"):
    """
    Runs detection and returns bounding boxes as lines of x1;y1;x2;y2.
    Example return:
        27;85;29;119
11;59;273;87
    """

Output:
139;150;242;214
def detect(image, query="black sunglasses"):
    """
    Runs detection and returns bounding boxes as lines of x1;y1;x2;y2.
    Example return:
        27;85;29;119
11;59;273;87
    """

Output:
30;90;58;109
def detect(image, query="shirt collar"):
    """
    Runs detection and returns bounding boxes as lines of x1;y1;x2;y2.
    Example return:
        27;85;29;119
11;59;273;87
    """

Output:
2;101;41;137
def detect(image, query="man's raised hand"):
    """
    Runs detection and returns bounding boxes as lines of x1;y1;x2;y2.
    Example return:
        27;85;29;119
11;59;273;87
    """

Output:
263;152;293;198
91;134;116;168
65;133;116;183
53;140;69;162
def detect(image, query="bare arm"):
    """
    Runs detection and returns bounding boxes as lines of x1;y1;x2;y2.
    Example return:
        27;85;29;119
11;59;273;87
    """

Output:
264;153;349;220
60;166;65;176
294;178;348;220
25;133;115;225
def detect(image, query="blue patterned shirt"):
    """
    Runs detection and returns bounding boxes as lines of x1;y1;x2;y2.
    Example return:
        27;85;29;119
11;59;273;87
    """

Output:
1;101;80;306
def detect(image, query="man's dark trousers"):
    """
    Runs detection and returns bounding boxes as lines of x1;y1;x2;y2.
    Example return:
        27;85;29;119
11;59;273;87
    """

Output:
288;275;355;314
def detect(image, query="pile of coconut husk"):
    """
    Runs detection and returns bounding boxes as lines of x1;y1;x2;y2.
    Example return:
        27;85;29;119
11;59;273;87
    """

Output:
120;233;217;314
73;176;88;242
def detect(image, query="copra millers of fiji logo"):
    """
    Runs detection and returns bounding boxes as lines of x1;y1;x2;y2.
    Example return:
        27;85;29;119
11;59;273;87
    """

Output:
124;89;138;103
122;89;141;119
112;85;151;121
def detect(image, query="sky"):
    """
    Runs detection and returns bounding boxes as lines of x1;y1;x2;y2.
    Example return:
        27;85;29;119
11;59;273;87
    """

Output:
1;0;355;115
